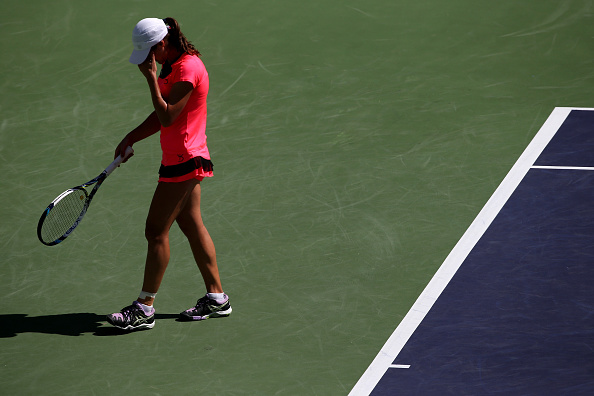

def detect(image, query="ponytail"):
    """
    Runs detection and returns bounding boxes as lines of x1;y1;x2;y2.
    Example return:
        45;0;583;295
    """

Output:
163;17;201;57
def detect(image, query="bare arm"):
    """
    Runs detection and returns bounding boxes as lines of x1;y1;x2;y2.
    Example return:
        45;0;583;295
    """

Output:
139;53;194;128
114;111;161;160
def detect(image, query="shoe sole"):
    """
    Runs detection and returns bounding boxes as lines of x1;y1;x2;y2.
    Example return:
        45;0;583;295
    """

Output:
179;306;232;321
106;318;155;331
113;322;155;331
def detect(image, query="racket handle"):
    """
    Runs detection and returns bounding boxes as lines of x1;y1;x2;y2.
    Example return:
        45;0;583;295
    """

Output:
105;146;134;176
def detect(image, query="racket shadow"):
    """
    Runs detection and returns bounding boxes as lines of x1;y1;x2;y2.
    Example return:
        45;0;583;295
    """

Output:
0;313;181;337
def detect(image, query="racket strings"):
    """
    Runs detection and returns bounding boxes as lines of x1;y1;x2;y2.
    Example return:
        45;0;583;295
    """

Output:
40;190;87;243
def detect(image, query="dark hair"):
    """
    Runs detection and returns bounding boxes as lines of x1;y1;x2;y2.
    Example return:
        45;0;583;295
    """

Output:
163;17;201;57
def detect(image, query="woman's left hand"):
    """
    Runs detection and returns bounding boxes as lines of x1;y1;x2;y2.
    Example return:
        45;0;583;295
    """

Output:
138;52;158;81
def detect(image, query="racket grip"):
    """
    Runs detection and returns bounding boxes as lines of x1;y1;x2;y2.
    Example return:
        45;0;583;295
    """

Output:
105;146;134;176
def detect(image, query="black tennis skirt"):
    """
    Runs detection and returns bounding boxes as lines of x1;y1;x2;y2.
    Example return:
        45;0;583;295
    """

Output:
158;156;213;182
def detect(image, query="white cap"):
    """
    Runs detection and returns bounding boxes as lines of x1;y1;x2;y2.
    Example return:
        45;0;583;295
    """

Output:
129;18;168;64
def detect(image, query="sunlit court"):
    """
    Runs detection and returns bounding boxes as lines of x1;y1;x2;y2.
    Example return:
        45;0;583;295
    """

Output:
2;1;593;394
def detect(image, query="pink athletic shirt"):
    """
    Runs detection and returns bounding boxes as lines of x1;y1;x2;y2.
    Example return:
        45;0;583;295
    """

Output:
158;53;210;166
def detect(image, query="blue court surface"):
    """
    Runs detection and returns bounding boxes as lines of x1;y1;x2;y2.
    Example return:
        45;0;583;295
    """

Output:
350;108;594;395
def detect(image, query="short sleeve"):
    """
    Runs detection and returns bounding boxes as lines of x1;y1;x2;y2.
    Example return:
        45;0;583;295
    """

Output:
176;57;201;88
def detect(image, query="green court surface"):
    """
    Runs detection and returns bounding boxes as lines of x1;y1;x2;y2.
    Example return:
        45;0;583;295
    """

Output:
1;1;592;394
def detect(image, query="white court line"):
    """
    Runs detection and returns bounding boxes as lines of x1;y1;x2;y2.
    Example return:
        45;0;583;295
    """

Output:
349;107;590;396
532;165;594;171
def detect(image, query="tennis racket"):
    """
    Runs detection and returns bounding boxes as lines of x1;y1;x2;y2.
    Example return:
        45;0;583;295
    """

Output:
37;146;134;246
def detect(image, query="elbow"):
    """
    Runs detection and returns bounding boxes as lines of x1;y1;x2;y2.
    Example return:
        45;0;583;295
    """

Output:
157;109;181;128
156;105;182;128
160;119;173;128
157;114;174;128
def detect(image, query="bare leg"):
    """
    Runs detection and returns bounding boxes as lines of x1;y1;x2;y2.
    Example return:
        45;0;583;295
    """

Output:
138;179;197;306
176;181;223;294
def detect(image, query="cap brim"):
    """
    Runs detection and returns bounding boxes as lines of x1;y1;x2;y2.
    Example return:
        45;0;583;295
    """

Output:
129;48;151;64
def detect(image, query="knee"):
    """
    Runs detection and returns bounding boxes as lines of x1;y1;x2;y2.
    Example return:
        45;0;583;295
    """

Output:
145;221;169;245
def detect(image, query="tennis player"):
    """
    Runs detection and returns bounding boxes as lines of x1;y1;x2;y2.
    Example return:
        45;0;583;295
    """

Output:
107;17;231;331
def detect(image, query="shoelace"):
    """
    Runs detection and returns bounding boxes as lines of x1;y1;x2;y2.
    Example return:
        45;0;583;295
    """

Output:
195;297;209;308
189;296;214;314
121;305;143;321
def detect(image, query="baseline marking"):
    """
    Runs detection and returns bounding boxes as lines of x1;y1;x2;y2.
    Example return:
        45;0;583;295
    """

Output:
349;107;581;396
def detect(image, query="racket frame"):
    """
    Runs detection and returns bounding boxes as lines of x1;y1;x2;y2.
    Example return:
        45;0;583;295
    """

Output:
37;147;133;246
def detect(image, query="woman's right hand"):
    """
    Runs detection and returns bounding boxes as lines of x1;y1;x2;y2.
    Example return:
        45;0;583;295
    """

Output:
114;136;134;162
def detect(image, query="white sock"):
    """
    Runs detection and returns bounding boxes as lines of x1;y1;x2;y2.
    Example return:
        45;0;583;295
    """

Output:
139;302;154;315
207;292;225;303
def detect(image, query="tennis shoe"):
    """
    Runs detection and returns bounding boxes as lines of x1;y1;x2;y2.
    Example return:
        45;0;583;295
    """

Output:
180;294;232;321
106;301;155;331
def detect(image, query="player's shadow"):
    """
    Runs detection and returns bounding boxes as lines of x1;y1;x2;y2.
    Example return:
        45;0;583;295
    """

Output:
0;313;179;337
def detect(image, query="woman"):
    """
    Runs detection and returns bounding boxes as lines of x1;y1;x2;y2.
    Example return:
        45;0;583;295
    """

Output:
106;17;231;331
